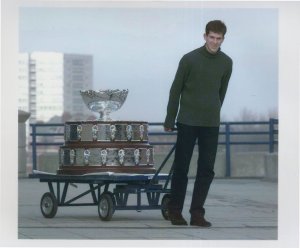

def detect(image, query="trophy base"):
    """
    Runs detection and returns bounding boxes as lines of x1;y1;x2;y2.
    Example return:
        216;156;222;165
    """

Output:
57;166;157;175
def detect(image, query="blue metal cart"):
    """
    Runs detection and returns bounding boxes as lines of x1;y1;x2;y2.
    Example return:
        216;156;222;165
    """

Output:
32;145;176;221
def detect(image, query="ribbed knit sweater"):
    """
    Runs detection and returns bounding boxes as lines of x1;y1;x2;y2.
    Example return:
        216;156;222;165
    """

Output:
164;45;233;128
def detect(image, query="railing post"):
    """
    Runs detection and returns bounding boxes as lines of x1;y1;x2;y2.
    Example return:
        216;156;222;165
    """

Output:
31;124;37;171
225;123;231;177
269;118;274;153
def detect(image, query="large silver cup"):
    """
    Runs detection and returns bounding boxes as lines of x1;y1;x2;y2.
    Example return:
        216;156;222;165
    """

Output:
80;89;128;121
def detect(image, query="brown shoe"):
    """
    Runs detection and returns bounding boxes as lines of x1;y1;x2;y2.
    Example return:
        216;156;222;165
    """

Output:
190;215;212;227
169;211;188;226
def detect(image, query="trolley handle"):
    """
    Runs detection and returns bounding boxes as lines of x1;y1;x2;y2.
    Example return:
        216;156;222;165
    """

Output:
150;143;176;184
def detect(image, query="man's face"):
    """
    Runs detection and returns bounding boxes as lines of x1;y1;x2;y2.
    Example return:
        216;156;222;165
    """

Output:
204;31;224;54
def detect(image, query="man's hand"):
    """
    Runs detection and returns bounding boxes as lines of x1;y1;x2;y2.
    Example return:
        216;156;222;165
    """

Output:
164;127;174;132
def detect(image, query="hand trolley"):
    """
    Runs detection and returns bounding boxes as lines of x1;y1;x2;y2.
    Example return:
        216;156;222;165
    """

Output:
32;145;176;221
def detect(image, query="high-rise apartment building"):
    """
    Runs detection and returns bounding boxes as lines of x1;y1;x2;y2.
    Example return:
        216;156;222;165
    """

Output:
18;53;30;113
18;52;93;123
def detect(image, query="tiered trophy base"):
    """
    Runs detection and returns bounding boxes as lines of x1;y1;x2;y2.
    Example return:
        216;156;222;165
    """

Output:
57;166;157;175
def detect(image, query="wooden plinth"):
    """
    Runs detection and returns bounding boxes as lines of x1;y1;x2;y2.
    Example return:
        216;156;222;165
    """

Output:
57;166;157;175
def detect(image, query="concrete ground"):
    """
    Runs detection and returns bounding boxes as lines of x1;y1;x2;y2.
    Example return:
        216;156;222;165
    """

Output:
18;177;277;241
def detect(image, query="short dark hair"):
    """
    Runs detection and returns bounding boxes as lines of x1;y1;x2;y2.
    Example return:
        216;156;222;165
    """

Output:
205;20;227;36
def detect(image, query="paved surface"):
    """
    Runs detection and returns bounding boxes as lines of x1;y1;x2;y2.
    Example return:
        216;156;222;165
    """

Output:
18;177;277;240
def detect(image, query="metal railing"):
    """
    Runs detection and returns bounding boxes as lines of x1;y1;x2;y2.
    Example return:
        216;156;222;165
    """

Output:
30;118;278;177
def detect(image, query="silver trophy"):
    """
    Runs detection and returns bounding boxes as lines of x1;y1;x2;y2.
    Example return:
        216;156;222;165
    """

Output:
80;89;128;121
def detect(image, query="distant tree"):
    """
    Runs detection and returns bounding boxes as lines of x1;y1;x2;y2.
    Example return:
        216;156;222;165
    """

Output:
267;107;278;119
238;108;259;121
235;107;278;122
48;115;61;123
62;111;72;122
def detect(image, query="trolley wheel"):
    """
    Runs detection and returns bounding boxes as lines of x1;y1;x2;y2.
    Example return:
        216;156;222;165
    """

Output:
106;191;116;215
161;194;171;220
40;192;58;218
98;192;115;221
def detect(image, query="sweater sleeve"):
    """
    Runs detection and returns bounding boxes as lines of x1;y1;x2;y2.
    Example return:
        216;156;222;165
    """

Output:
219;60;233;106
164;57;188;128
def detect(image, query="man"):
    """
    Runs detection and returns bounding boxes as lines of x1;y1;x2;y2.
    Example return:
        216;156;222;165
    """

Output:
164;20;233;227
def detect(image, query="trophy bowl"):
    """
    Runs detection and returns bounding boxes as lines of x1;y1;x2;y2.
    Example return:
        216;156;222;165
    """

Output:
80;89;128;121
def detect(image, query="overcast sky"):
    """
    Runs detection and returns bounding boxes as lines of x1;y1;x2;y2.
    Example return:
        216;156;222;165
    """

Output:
19;7;278;122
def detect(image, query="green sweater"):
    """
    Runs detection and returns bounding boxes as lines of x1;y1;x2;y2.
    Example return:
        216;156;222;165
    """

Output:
164;45;233;128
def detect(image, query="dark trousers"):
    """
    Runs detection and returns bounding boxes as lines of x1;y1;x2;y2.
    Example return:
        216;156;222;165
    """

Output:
169;122;219;216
